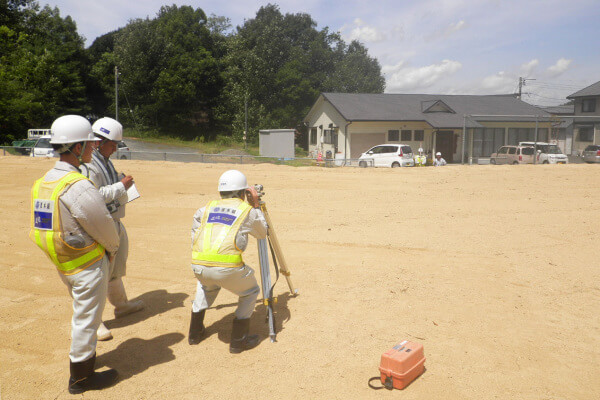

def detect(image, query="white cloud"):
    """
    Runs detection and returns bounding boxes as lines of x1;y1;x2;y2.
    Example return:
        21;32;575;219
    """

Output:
426;19;467;41
547;58;572;77
446;20;466;35
383;59;462;92
341;18;385;43
480;71;515;93
520;59;539;76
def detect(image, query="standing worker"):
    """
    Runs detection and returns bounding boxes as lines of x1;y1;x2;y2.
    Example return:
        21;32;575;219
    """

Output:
433;152;447;166
81;117;144;341
188;170;268;353
415;148;427;166
30;115;120;394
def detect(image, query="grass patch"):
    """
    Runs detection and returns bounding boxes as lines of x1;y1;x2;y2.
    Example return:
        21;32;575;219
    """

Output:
124;128;258;155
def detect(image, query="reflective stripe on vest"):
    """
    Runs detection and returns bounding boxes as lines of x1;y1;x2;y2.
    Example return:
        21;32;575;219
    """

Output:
30;172;105;275
191;199;252;267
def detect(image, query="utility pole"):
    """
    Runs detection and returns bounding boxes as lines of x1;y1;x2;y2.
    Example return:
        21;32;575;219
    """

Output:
114;66;119;121
517;77;535;100
244;93;248;150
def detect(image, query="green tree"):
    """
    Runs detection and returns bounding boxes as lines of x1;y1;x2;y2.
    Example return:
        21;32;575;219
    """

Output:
0;1;88;144
217;4;385;143
107;5;224;138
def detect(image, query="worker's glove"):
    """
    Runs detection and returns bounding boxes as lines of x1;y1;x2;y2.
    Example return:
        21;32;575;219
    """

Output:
245;187;261;208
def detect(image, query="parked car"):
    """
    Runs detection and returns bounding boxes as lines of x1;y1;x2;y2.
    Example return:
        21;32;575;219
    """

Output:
582;145;600;163
490;145;535;165
29;136;56;158
116;141;131;160
519;142;568;164
358;144;414;167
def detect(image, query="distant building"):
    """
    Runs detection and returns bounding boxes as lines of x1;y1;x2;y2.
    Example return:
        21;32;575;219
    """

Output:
304;93;551;163
566;81;600;154
540;105;574;155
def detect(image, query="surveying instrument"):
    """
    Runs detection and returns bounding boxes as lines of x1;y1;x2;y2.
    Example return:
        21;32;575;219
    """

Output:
248;184;297;343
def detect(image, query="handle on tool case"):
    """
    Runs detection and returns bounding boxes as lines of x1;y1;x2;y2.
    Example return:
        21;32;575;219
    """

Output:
368;376;393;390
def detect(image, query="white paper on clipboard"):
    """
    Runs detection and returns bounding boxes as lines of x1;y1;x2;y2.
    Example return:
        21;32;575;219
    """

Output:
126;183;140;203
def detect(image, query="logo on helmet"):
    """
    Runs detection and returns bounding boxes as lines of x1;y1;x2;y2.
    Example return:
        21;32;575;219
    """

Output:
100;127;110;134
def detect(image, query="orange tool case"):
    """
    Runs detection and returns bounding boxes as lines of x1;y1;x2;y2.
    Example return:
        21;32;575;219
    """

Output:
378;340;425;389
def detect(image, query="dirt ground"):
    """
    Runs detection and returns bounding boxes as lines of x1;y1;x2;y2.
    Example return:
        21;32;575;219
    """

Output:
1;156;599;400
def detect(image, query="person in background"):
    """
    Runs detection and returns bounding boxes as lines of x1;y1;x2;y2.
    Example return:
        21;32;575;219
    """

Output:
415;148;427;166
30;115;120;394
81;117;144;341
188;170;268;353
433;152;447;166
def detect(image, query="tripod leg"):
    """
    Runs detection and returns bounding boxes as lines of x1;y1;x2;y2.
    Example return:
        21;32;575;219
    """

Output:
258;238;276;342
260;203;298;295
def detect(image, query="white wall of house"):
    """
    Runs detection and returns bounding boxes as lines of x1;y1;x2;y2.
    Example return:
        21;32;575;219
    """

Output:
346;121;436;159
305;100;347;158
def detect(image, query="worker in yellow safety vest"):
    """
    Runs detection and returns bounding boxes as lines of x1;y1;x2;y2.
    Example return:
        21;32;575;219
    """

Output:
81;117;144;341
415;147;427;166
189;170;268;353
30;115;120;394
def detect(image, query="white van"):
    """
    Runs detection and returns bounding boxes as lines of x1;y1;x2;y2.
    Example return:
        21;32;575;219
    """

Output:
358;144;415;167
519;142;568;164
29;136;56;158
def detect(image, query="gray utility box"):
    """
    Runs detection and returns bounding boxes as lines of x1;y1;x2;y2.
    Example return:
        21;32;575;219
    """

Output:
259;129;295;158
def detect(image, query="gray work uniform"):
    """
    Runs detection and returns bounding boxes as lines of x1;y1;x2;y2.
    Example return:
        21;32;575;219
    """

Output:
433;157;447;166
82;149;129;280
190;204;268;319
44;161;120;363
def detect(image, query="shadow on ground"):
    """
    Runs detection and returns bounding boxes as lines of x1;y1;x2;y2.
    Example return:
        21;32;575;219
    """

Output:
105;289;188;330
96;332;184;382
192;292;294;347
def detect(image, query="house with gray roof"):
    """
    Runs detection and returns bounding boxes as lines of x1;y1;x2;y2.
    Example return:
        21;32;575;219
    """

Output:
566;80;600;154
540;105;574;155
304;93;552;163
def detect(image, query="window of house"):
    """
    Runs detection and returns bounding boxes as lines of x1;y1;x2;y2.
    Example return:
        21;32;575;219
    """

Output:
579;127;594;142
310;128;317;145
323;129;332;144
414;130;424;141
401;130;411;141
582;99;596;112
472;128;504;157
388;130;399;141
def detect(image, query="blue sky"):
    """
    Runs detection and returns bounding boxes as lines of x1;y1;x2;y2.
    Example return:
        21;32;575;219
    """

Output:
43;0;600;106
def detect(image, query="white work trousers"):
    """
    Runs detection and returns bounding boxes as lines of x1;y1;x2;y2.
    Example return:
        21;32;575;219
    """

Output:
59;256;109;363
109;221;128;281
191;264;260;320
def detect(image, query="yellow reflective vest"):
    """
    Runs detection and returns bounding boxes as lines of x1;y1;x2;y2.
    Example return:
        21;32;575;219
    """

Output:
192;198;252;268
30;171;105;275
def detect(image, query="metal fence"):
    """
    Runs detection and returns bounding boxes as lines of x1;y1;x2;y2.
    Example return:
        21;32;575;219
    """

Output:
0;146;372;167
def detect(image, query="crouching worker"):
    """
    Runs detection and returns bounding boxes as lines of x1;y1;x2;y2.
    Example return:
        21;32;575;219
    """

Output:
30;115;120;394
188;170;268;353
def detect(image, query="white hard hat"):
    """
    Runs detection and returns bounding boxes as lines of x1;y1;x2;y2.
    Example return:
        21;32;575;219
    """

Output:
418;148;423;152
92;117;123;141
218;170;248;192
50;115;99;144
436;152;442;156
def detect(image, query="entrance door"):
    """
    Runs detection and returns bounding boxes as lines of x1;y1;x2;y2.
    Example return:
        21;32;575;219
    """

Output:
436;131;454;163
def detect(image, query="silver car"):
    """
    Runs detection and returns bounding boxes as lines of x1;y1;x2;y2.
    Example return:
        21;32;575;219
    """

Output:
582;145;600;163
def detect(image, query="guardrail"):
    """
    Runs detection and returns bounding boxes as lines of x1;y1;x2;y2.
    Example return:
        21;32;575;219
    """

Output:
0;146;372;167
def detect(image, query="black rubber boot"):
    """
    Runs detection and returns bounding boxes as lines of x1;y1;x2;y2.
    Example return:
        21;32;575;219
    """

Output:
188;310;206;345
68;353;118;394
229;317;259;354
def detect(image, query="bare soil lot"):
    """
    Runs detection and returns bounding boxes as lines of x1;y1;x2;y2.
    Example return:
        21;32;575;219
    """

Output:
1;157;599;399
